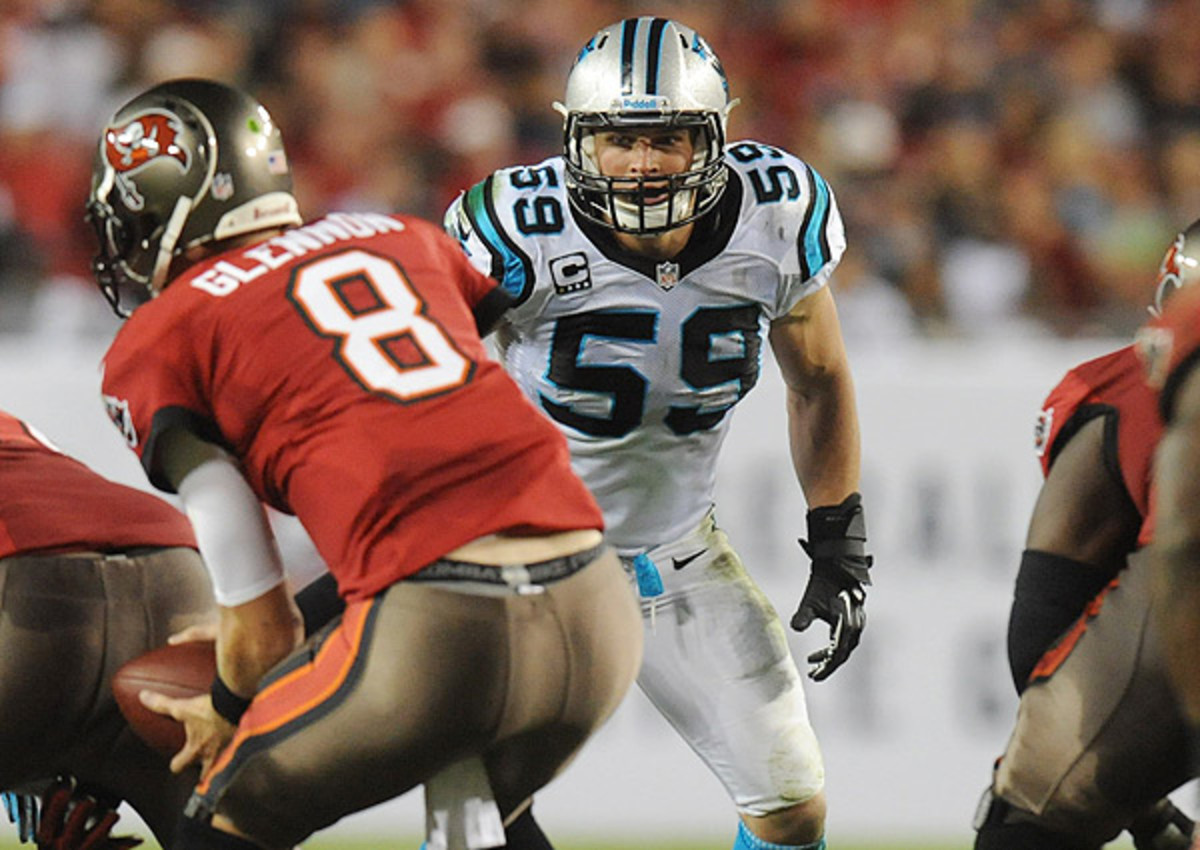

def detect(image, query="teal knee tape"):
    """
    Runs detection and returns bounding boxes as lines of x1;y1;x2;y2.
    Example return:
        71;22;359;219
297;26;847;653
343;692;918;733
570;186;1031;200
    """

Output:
733;821;825;850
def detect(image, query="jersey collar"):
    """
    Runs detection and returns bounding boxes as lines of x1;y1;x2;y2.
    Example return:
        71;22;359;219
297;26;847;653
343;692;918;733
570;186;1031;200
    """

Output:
572;168;743;283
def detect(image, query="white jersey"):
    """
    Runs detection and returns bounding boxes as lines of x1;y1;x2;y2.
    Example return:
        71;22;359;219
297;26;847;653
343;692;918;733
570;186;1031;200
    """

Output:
445;141;846;553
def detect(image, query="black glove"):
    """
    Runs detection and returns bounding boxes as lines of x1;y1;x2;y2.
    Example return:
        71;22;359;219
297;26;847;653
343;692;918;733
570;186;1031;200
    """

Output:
35;778;142;850
791;492;873;681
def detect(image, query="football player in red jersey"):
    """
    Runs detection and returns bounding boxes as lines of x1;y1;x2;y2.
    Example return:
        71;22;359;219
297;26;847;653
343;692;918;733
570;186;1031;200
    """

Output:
1145;224;1200;784
85;78;643;850
971;223;1200;850
0;408;215;849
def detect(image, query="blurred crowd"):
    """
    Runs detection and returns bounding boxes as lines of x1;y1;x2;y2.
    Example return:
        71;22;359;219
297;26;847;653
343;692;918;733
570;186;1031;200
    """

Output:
2;0;1199;341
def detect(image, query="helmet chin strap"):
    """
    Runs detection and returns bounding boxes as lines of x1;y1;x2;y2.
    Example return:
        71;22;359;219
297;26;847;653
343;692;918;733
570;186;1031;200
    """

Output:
150;196;193;294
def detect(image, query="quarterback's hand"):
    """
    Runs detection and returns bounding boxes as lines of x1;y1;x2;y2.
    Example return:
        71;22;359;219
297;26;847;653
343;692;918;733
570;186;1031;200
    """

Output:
791;492;873;681
166;620;218;645
35;777;142;850
138;691;233;776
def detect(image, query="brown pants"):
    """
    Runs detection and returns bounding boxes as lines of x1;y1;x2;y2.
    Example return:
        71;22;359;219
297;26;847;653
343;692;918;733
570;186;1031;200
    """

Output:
193;547;643;849
993;550;1192;845
0;548;215;843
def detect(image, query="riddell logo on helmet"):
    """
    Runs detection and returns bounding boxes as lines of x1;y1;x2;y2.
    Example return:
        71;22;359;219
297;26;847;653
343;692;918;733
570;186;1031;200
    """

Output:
620;96;667;111
253;201;293;220
104;111;190;174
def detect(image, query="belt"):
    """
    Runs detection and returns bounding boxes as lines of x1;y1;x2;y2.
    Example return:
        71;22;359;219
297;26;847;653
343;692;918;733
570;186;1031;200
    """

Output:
408;543;606;587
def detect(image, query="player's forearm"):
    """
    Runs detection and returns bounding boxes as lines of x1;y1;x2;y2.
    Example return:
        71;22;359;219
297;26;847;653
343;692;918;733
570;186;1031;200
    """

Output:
1151;419;1200;722
1152;540;1200;722
217;587;303;696
174;453;304;697
785;375;861;508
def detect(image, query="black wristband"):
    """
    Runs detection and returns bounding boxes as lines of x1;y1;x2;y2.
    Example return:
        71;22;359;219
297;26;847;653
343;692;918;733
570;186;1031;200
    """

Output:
210;675;252;725
806;492;867;546
801;492;873;583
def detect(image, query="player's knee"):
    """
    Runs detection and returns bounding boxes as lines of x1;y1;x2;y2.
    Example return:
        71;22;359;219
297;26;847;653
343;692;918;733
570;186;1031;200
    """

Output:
740;792;826;846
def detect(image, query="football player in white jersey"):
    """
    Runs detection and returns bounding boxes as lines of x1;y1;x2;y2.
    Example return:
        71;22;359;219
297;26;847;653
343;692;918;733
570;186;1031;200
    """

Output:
445;17;872;850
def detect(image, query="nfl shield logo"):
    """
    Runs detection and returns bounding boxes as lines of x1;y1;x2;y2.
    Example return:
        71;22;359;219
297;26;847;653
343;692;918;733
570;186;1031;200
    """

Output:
211;172;234;201
656;261;680;291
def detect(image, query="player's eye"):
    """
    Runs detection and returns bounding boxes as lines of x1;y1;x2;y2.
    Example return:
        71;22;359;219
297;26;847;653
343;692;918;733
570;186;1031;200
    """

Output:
604;133;637;148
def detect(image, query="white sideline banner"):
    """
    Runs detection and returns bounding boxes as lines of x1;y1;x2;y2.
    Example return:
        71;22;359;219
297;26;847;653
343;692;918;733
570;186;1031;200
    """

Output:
2;334;1157;844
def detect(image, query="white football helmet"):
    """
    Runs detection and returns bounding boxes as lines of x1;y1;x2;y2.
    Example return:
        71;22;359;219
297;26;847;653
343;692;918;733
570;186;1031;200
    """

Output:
555;17;738;234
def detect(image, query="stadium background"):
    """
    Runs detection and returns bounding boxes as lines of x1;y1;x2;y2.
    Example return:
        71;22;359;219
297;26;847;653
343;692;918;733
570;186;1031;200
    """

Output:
2;0;1198;847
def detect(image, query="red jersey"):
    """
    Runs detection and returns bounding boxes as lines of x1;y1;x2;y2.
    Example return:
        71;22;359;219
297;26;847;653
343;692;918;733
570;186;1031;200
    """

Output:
0;411;195;558
1033;345;1160;544
101;212;602;601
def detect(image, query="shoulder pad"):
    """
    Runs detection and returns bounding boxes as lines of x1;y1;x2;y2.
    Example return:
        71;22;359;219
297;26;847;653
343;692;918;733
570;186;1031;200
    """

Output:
723;140;845;281
444;158;566;305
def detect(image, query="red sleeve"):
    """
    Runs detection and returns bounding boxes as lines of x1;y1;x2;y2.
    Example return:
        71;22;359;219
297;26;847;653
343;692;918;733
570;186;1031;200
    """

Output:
1034;367;1093;479
101;297;222;492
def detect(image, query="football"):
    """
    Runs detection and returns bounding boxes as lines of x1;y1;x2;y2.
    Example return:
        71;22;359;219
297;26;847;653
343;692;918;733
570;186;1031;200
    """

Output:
112;640;216;759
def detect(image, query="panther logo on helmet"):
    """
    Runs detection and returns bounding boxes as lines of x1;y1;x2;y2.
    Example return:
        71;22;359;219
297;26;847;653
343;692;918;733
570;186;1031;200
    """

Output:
104;111;190;174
